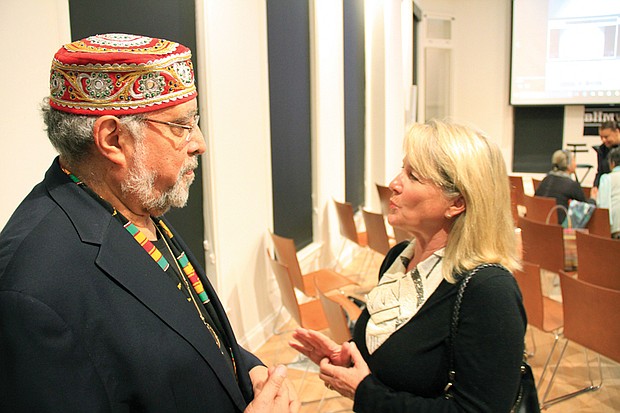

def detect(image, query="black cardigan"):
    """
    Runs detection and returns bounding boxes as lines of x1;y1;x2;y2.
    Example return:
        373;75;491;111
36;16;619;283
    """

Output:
352;242;526;413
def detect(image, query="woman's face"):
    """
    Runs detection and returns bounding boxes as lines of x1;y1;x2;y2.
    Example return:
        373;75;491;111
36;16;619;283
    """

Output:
387;161;454;240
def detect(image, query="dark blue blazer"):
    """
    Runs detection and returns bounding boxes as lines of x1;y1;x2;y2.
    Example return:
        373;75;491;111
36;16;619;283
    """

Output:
0;158;260;412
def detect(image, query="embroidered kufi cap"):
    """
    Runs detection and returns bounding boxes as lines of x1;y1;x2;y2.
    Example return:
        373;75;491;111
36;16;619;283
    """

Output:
49;33;197;115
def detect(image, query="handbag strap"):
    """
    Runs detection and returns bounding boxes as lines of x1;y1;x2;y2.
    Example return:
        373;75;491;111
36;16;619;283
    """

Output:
444;263;508;397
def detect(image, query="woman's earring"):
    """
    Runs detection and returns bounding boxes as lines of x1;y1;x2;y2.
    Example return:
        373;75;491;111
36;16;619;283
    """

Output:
446;213;452;219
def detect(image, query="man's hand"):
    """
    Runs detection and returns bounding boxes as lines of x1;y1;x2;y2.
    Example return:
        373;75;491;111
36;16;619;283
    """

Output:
245;365;300;413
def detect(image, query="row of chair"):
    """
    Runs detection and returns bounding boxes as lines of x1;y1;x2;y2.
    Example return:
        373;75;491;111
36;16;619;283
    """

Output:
510;175;611;237
530;177;592;199
266;240;359;408
513;175;619;408
332;184;412;278
267;183;408;344
268;231;361;339
514;261;620;409
264;185;408;406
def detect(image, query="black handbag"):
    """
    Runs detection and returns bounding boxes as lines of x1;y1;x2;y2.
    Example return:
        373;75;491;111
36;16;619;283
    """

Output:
445;264;541;413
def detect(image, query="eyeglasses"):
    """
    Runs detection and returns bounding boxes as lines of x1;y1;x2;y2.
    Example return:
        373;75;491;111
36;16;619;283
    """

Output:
143;114;200;142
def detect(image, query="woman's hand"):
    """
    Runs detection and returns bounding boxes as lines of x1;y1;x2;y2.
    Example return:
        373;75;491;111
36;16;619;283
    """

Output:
318;341;371;400
289;328;350;366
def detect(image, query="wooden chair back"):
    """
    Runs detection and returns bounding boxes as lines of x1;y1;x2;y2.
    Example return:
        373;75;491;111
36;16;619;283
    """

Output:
513;262;545;330
509;175;526;206
314;273;362;344
559;271;620;363
581;186;592;199
375;183;413;243
523;194;558;224
362;209;391;256
513;261;563;332
333;200;367;246
518;216;566;274
510;185;520;226
375;183;392;216
586;207;611;238
267;256;328;331
532;177;543;192
270;232;307;294
576;231;620;290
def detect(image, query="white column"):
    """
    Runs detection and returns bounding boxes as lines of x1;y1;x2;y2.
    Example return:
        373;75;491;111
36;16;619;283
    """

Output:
310;0;347;266
196;0;275;350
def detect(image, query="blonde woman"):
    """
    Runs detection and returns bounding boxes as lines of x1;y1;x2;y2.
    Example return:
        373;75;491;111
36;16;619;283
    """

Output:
291;120;525;412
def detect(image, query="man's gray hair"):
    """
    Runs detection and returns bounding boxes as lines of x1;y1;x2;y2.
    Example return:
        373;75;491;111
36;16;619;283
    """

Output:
41;98;145;166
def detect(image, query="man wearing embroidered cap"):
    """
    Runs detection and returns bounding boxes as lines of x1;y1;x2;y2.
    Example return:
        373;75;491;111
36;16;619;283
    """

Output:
0;33;298;413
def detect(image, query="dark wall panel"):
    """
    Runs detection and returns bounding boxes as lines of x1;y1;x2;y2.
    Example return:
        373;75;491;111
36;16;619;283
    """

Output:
513;106;564;173
344;0;365;210
267;0;313;249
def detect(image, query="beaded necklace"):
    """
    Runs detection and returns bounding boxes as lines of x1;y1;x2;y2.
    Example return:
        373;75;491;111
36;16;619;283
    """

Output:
62;167;237;378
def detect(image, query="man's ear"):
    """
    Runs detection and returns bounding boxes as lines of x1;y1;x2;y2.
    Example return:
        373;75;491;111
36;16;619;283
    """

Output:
92;116;129;166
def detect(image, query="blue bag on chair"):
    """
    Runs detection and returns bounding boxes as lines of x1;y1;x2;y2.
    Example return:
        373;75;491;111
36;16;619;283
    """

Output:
562;199;596;229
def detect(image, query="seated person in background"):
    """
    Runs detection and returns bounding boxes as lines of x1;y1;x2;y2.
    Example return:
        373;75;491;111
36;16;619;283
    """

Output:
535;149;589;224
596;147;620;239
591;120;620;199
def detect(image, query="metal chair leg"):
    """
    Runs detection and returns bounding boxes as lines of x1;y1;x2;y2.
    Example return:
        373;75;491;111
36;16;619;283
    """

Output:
272;305;290;335
538;329;562;385
525;326;536;358
541;340;603;409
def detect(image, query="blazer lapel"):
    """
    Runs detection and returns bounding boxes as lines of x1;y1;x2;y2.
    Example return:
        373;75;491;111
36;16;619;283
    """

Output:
163;217;257;402
47;161;247;411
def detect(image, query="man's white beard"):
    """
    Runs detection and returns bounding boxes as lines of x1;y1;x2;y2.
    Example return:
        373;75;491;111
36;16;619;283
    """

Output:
121;141;198;216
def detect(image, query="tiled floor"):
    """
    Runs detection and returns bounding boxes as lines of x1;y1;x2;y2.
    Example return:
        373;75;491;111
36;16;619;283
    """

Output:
254;249;620;412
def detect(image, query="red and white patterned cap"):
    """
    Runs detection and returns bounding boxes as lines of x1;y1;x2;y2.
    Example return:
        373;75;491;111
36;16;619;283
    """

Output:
49;33;197;115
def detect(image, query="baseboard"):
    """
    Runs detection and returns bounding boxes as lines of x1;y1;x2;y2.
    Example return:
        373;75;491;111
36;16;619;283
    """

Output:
237;306;291;353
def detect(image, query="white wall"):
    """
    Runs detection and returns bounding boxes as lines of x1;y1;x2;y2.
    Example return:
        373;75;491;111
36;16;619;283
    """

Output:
0;0;70;229
310;0;347;267
416;0;598;189
363;0;412;213
196;0;278;350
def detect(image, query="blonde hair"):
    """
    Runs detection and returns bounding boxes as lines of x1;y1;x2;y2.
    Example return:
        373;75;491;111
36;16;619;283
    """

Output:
403;120;521;281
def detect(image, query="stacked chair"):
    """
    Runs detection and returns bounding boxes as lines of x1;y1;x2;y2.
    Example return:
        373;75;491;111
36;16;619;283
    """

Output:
540;271;620;408
513;262;563;386
268;232;361;410
523;194;558;224
333;199;371;277
312;271;364;411
361;208;392;256
509;175;526;225
585;207;611;238
532;177;543;192
518;218;620;409
375;183;412;243
269;232;354;334
574;231;620;290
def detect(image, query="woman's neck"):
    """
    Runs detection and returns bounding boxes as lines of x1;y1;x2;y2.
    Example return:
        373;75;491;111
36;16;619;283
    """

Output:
407;234;447;271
